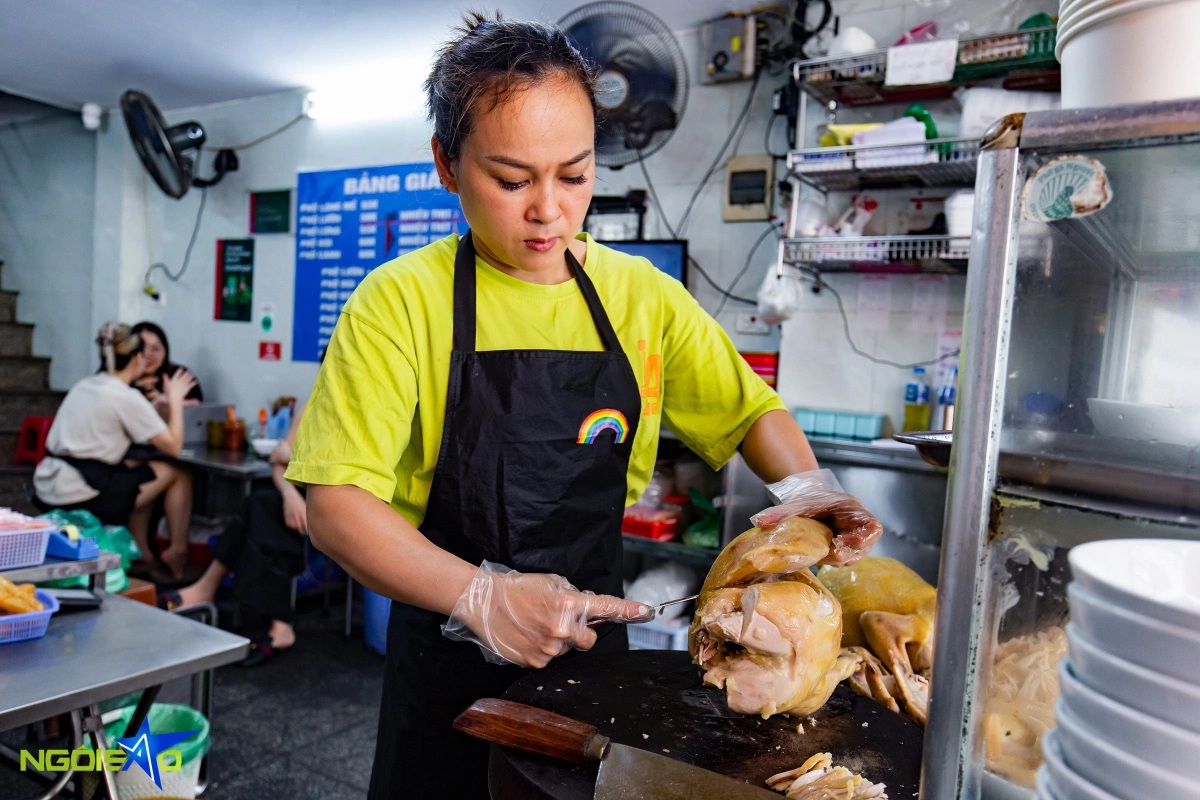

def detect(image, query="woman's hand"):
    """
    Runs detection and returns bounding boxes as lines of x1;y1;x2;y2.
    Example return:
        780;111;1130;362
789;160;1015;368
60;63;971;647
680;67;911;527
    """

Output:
444;562;652;668
282;490;308;534
750;470;883;566
269;440;293;466
134;375;161;400
161;369;197;405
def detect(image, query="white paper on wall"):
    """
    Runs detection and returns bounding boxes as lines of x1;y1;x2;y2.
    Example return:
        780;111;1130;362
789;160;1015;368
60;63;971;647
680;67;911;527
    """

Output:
910;274;949;331
936;327;963;387
855;274;892;332
885;39;958;86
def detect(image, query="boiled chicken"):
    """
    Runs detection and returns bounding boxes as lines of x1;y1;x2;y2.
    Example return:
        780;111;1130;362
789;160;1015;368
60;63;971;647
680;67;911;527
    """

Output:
816;557;936;725
689;516;859;718
766;752;889;799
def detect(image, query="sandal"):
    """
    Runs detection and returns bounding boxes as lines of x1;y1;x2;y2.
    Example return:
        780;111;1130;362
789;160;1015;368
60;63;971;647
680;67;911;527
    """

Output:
157;590;184;611
238;639;279;667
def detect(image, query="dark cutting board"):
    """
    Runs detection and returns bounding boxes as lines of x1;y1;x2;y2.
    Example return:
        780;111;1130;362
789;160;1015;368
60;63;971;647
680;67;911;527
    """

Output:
489;649;922;800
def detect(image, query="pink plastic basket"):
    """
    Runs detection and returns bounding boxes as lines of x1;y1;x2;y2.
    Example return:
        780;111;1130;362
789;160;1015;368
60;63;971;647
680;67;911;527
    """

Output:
0;523;56;570
0;589;59;645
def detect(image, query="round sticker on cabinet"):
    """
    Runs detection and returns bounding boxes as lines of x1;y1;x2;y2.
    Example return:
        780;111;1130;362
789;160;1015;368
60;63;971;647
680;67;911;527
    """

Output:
1022;155;1113;223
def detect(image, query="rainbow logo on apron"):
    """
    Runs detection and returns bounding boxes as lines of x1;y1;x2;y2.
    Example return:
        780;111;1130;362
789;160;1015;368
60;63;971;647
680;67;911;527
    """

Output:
577;409;629;444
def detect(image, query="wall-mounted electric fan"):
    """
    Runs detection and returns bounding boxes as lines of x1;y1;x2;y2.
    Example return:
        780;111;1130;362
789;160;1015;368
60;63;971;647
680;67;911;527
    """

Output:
120;89;237;199
559;1;688;169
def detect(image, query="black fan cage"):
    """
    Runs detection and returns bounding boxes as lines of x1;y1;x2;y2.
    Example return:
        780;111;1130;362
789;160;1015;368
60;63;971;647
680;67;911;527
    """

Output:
560;1;689;168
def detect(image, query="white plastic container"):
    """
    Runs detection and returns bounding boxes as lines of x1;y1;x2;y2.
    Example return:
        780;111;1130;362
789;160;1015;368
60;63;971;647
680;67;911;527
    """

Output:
945;189;976;238
1058;0;1200;108
1069;538;1200;631
853;117;935;169
1058;659;1200;780
1066;623;1200;734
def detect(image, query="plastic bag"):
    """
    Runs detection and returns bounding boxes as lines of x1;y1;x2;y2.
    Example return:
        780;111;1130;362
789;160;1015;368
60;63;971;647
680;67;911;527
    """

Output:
442;561;652;666
626;562;699;621
750;469;883;566
757;267;803;326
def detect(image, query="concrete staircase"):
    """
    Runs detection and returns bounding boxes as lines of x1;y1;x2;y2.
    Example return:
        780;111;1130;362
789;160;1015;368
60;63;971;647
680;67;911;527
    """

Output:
0;261;64;513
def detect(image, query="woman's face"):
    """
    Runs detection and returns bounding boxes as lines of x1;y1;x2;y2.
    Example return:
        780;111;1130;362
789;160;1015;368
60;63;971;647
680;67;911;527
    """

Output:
140;331;165;375
434;74;595;281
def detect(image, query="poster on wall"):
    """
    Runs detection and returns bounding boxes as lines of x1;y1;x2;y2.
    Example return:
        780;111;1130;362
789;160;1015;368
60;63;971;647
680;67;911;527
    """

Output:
291;163;465;362
251;189;291;234
215;239;254;322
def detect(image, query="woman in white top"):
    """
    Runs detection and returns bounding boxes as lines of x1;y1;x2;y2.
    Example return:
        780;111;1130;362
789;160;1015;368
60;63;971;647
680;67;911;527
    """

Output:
33;323;196;579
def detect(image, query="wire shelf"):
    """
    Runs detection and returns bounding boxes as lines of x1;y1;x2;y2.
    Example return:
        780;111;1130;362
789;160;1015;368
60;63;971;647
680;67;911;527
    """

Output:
783;235;970;272
794;27;1059;106
787;137;980;191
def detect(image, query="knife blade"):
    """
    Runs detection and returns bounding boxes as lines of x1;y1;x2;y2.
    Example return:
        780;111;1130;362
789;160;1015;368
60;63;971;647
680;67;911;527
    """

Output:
454;698;777;800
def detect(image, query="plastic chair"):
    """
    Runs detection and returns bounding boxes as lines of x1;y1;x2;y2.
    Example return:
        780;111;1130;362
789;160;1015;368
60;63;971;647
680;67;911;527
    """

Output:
14;415;53;466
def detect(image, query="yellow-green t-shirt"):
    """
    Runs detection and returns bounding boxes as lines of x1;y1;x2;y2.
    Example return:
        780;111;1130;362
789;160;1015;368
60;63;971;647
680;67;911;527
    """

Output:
286;233;784;527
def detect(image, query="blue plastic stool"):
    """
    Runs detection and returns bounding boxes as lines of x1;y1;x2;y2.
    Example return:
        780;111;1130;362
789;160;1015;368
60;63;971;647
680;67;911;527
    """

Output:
362;587;391;655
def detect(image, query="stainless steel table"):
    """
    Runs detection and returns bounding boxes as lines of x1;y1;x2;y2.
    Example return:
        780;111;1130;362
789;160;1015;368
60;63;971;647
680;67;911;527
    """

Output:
174;445;273;498
1;553;121;593
0;595;248;798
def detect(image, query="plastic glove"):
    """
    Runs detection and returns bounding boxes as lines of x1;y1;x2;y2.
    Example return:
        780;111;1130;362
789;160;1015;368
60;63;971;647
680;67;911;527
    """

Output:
750;469;882;567
442;561;653;668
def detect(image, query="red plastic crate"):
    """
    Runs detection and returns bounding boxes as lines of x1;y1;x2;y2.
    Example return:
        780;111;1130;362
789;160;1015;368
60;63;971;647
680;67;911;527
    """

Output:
622;515;679;542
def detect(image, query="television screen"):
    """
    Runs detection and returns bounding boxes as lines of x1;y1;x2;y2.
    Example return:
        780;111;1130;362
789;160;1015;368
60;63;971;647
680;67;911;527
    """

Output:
599;239;688;283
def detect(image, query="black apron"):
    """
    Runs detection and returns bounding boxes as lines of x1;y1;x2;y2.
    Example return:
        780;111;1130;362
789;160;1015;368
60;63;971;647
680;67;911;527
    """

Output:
368;233;641;799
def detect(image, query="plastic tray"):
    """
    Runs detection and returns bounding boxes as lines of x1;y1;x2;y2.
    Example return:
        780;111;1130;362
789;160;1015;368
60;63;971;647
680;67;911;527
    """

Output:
628;617;690;651
0;523;56;571
0;589;60;645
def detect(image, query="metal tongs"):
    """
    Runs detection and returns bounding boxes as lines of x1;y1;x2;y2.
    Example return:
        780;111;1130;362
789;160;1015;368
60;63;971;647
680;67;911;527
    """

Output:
588;594;699;628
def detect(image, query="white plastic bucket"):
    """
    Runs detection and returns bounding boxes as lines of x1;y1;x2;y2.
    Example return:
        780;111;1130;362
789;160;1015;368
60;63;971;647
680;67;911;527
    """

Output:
1057;0;1200;108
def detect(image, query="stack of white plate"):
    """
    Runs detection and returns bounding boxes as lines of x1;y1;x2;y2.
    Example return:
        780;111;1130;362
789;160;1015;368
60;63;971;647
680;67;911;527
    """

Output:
1036;539;1200;800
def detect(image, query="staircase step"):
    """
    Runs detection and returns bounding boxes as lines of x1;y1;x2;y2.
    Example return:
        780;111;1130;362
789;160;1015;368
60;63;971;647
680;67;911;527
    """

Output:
0;389;65;422
0;356;50;390
0;465;37;515
0;323;34;357
0;291;17;324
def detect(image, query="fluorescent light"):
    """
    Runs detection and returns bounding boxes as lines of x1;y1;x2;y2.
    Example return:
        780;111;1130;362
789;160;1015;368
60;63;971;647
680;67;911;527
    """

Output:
305;59;430;125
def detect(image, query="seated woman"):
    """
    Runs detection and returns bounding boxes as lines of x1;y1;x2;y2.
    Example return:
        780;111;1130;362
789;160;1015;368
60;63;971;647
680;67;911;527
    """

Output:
130;321;203;408
167;401;309;665
33;323;195;579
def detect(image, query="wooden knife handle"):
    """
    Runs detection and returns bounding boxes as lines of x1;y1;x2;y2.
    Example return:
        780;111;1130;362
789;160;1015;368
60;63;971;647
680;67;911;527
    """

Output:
453;698;610;765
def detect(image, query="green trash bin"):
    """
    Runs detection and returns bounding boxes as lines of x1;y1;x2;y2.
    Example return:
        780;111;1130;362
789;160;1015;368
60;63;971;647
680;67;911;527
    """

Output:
89;703;210;799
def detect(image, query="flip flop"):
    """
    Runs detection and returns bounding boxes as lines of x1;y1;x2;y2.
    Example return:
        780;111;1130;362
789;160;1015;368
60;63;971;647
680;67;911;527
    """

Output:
157;589;184;611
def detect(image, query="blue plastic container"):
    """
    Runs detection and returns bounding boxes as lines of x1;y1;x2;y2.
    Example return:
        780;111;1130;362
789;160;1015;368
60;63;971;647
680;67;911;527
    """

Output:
0;590;59;645
793;407;888;441
362;587;392;655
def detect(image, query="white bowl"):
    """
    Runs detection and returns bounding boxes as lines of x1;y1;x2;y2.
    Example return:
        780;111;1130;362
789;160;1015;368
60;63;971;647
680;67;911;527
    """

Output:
1041;730;1123;800
250;438;279;458
1068;582;1200;686
1069;538;1200;632
1058;659;1200;779
1066;622;1200;734
1054;699;1200;800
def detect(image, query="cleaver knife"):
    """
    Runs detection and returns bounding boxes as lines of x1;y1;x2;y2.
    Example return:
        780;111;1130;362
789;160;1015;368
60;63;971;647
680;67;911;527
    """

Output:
454;698;778;800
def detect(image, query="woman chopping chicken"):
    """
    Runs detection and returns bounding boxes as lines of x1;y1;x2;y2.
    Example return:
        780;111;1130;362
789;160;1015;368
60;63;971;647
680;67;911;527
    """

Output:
286;14;882;799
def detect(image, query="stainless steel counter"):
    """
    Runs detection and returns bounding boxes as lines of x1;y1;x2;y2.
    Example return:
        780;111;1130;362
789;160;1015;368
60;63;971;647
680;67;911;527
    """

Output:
0;594;249;731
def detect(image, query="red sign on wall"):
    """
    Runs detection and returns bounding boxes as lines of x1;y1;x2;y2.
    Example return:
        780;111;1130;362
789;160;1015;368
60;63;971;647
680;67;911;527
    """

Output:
259;341;282;361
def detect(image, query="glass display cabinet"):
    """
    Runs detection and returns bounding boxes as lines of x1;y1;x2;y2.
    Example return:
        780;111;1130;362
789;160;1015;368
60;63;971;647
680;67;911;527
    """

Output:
921;99;1200;800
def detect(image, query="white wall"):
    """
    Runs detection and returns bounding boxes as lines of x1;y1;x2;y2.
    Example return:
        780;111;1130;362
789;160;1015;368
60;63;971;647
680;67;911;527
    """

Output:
0;110;96;387
31;0;1026;425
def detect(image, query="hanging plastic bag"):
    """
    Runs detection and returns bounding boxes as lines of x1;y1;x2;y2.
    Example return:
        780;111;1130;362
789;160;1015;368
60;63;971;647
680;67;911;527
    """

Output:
756;266;802;326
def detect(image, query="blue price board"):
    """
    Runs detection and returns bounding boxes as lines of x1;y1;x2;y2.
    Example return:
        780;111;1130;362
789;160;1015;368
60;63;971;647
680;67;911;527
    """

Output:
292;163;465;362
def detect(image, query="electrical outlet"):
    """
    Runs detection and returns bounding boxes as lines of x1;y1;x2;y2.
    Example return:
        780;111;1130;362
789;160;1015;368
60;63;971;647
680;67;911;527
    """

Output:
736;313;771;334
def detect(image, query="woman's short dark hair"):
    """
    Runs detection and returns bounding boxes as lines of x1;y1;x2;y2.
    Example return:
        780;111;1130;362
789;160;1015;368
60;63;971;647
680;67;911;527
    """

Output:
425;11;597;162
131;321;170;373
